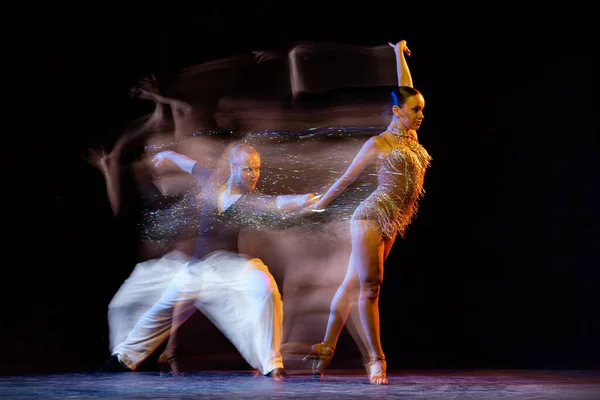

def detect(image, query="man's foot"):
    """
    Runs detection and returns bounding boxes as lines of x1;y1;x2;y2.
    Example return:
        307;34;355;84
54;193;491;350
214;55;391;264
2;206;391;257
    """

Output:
98;355;132;372
266;367;286;381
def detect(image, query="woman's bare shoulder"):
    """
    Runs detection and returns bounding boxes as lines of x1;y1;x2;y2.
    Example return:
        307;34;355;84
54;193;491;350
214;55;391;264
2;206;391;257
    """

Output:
357;135;385;154
368;131;392;144
371;131;396;149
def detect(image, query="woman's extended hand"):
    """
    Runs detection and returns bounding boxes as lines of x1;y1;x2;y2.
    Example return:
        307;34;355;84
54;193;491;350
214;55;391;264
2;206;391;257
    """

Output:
388;40;411;56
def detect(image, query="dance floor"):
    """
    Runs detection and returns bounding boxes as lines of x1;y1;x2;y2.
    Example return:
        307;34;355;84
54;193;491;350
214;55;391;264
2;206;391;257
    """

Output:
1;369;599;399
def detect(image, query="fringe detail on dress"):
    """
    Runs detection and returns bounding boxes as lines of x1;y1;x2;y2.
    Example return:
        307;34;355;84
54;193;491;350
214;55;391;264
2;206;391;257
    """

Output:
351;138;431;239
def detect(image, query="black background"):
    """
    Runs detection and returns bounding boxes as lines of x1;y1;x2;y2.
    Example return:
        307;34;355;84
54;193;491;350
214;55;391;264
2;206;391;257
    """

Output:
6;3;597;374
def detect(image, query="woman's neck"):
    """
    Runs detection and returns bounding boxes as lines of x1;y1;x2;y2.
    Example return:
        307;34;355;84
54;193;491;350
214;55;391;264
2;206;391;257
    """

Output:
388;122;407;135
387;121;418;142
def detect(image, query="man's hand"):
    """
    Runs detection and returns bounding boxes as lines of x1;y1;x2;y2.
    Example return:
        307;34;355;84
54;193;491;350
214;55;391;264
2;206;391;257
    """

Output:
306;193;321;207
152;150;176;168
276;194;322;214
300;194;324;214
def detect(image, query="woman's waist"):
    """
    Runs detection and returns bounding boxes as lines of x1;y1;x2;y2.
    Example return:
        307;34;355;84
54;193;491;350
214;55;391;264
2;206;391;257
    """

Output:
359;190;417;209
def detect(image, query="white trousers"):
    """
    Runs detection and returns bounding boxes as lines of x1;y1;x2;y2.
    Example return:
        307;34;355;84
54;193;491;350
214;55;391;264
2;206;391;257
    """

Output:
111;251;284;375
108;250;189;352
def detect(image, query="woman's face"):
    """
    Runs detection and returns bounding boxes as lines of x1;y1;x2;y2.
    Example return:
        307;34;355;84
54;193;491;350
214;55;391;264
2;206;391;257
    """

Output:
394;94;425;130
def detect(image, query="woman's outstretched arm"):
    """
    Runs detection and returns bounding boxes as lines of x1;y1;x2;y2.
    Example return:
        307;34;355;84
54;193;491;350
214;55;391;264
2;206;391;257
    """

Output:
388;40;413;88
313;137;381;211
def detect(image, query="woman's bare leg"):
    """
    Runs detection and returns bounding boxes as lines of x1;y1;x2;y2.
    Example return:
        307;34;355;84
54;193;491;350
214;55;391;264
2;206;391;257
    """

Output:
351;221;386;361
383;234;396;261
303;246;359;380
322;258;360;347
305;220;387;382
345;233;395;365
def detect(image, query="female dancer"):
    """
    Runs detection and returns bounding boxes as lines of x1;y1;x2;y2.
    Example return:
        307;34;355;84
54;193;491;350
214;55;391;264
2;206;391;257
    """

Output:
303;40;431;384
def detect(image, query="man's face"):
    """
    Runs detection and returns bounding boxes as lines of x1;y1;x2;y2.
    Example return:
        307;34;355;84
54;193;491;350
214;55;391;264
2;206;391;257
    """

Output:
231;151;261;192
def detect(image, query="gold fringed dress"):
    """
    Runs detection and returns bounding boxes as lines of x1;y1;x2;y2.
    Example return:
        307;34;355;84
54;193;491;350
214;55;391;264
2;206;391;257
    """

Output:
351;129;431;239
